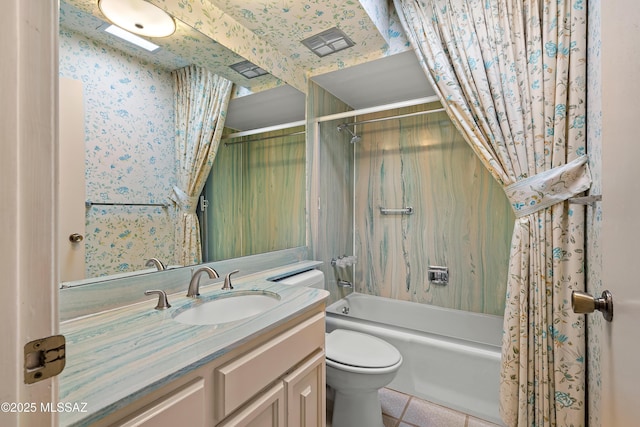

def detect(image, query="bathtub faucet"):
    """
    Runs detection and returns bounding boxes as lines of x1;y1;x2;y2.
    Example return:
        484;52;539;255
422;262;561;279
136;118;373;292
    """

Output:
331;255;358;268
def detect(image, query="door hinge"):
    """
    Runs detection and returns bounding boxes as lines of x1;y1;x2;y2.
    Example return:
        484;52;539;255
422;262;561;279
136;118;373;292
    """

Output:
24;334;66;384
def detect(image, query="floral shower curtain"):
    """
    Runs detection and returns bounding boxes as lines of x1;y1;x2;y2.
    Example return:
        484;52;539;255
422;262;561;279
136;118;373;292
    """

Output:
393;0;590;425
172;65;232;266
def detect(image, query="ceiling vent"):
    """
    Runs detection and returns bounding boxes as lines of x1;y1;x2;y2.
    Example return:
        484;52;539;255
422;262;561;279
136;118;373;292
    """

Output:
229;60;269;79
301;27;355;57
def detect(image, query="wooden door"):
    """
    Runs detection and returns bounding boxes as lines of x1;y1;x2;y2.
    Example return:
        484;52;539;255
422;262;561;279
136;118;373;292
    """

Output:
0;1;58;426
601;0;640;425
59;77;86;282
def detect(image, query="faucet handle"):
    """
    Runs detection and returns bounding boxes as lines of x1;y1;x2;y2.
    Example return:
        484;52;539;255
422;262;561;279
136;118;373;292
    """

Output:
223;270;239;290
144;289;171;310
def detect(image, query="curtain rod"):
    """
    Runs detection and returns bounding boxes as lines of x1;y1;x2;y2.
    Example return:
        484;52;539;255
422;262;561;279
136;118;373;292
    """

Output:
220;96;442;143
221;120;306;140
337;108;446;128
223;130;306;146
314;95;440;124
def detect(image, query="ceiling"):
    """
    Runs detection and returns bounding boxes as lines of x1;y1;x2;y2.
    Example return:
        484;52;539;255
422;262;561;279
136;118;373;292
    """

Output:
60;0;436;131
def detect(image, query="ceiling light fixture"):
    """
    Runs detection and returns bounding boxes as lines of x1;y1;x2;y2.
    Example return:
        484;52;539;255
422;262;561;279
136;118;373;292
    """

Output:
229;60;269;79
103;24;161;52
301;27;355;58
98;0;176;38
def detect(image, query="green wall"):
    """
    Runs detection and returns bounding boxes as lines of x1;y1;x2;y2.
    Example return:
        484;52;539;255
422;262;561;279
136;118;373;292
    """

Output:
205;126;306;261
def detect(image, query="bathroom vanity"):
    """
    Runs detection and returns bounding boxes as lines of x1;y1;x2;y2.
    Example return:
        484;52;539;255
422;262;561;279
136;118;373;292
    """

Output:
58;264;328;427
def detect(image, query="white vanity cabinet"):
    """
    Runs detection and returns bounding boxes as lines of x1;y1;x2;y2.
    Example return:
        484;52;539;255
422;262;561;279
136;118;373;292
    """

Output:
217;351;325;427
94;307;326;427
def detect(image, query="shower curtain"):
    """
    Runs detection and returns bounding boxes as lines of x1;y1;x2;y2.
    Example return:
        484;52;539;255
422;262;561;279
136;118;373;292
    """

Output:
172;65;232;266
393;0;590;425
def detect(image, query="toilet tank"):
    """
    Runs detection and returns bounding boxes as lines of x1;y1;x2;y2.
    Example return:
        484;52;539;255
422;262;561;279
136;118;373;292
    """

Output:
276;269;325;290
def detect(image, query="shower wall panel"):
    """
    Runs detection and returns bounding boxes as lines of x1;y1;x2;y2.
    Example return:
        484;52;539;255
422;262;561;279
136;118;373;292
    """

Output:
353;104;513;316
307;81;355;302
206;127;306;261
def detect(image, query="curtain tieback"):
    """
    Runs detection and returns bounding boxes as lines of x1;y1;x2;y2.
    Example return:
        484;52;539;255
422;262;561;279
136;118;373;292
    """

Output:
170;186;199;214
504;155;592;218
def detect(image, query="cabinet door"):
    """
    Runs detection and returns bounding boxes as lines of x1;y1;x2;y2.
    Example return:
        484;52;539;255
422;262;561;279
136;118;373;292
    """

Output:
218;382;285;427
214;312;324;420
284;351;326;427
118;379;205;427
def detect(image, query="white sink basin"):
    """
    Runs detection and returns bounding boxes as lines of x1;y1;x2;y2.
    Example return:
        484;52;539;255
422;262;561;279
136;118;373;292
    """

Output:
173;291;281;326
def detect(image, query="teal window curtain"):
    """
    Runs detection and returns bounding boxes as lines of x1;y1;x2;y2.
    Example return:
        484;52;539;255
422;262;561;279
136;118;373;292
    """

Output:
171;65;232;266
393;0;590;425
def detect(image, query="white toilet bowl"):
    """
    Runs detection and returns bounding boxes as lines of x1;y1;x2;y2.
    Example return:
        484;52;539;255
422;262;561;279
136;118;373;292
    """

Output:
275;270;402;426
325;329;402;427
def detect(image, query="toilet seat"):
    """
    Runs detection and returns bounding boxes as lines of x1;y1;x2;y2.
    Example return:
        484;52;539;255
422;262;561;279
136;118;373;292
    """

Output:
326;329;402;373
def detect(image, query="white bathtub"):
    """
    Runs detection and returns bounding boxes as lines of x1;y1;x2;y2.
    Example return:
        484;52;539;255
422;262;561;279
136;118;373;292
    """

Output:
325;293;504;425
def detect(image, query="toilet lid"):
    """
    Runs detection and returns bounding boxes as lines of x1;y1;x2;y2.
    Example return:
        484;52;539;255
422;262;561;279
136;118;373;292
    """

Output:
326;329;401;368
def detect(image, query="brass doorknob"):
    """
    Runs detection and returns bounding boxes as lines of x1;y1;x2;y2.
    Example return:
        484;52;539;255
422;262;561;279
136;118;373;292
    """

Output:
571;290;613;322
69;233;84;243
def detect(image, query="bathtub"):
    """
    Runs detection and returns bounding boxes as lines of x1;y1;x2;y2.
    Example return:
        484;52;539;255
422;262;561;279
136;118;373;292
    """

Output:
325;293;504;425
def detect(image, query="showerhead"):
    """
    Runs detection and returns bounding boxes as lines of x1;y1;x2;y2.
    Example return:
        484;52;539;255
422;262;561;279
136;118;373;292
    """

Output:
337;123;361;144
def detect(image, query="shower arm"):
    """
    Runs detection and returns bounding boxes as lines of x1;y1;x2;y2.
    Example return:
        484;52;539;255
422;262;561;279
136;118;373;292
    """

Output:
337;123;361;143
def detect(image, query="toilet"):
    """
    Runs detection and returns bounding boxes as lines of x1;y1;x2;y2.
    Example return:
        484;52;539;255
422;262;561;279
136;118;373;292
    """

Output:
277;269;403;427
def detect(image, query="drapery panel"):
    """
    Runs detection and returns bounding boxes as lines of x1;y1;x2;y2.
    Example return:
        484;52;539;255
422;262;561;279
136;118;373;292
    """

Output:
172;65;232;266
393;0;589;425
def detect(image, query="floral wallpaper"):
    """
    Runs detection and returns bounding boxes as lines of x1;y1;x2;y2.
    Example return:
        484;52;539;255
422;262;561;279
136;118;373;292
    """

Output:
60;0;284;94
56;0;410;93
147;0;411;92
59;28;177;278
63;0;414;98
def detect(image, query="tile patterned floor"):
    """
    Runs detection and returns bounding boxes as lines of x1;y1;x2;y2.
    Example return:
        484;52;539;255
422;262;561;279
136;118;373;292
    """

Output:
327;387;503;427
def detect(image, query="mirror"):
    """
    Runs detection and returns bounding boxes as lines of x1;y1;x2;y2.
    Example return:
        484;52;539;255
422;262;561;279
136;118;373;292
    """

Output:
58;0;305;285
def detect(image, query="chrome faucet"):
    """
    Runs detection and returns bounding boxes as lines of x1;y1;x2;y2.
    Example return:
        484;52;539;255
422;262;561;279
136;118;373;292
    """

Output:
187;266;219;297
145;258;166;271
222;270;239;290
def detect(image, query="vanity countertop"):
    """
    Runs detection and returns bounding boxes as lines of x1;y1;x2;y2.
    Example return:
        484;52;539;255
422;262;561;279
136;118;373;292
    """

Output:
58;261;328;426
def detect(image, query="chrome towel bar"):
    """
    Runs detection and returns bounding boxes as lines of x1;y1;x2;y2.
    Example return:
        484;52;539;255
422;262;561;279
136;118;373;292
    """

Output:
379;207;414;215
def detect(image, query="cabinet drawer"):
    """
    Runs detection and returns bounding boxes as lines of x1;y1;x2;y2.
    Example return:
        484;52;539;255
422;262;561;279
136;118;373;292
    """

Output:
117;379;205;427
215;312;324;419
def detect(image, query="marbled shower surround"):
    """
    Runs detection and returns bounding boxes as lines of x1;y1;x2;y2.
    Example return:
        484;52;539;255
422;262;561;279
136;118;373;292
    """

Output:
205;126;306;261
352;104;513;316
59;29;176;278
307;82;356;302
307;83;512;315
